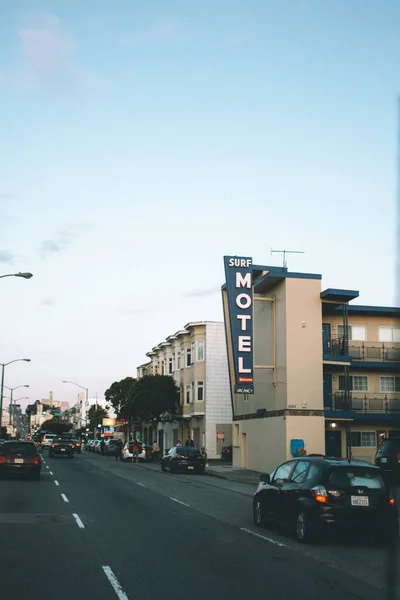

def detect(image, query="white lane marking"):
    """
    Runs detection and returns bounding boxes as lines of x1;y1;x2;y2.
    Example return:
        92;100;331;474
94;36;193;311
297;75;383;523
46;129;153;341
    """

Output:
61;493;69;503
49;471;53;475
170;497;190;507
240;527;287;548
46;466;49;469
102;566;129;600
54;480;59;486
136;482;146;487
72;513;85;529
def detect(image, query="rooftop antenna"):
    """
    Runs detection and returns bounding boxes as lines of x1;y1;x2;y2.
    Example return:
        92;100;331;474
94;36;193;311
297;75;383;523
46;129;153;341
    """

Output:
270;248;305;271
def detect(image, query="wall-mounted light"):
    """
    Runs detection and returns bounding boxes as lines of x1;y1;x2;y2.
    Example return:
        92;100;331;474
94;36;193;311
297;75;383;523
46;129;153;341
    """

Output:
330;422;337;428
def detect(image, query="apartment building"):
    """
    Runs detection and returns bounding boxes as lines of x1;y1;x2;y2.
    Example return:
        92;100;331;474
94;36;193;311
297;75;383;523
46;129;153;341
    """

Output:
137;321;232;459
222;255;400;473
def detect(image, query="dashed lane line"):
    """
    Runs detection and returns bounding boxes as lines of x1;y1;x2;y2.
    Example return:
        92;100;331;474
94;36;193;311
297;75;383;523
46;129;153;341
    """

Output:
54;480;59;486
240;527;287;548
72;513;85;529
61;493;69;503
102;566;129;600
170;497;190;507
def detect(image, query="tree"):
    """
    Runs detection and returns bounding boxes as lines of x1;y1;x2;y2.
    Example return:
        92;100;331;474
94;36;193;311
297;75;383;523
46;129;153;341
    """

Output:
134;375;179;423
40;419;72;435
105;377;136;420
87;405;108;433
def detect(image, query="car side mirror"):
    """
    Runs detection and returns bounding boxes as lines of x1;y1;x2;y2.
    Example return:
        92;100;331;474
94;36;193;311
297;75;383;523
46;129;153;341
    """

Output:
260;473;270;484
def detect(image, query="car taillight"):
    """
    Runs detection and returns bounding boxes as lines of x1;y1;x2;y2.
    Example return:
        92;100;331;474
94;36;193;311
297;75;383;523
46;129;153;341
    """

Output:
71;445;75;449
176;455;185;459
311;485;328;504
389;498;396;506
51;444;55;448
0;456;5;464
32;456;40;465
396;454;400;463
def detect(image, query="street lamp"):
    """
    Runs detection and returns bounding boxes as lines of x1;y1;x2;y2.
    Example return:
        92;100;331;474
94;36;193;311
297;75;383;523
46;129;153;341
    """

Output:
3;384;29;425
0;272;33;279
0;359;31;432
62;380;90;430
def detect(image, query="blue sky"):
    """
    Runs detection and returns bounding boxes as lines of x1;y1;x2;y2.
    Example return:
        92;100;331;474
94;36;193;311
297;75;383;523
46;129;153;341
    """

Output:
0;0;399;409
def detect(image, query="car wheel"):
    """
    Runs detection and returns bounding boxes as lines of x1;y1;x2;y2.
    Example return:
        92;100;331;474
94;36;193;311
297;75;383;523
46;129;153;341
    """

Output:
253;500;265;527
296;511;315;544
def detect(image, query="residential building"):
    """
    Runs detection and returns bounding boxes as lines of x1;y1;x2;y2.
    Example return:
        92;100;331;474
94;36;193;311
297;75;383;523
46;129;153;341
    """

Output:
222;255;400;473
137;321;232;458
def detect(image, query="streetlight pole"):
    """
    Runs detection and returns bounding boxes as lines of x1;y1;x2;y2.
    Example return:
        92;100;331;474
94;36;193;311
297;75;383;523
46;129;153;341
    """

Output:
62;380;89;433
3;385;29;425
0;359;31;435
0;272;33;279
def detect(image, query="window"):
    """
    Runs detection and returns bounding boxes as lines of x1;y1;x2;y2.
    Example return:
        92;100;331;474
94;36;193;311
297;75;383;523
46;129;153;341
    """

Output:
197;340;205;361
177;352;181;370
272;461;295;484
328;468;383;489
380;377;400;393
379;327;400;343
191;341;195;362
185;384;191;404
350;431;376;447
338;325;366;341
290;460;309;484
186;348;191;366
168;358;173;374
161;361;165;375
197;381;204;401
338;375;368;392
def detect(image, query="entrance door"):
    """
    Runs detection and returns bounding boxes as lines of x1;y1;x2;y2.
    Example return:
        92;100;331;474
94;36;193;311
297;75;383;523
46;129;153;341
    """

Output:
325;430;342;458
241;433;247;468
322;324;331;354
323;374;332;409
158;429;164;455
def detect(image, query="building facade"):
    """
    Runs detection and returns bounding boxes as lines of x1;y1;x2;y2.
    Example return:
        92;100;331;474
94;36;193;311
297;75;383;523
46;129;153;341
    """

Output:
137;321;232;458
222;256;400;473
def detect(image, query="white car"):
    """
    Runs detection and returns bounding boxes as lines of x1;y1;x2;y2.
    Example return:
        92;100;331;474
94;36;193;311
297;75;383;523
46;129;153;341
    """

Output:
42;434;57;448
122;442;151;461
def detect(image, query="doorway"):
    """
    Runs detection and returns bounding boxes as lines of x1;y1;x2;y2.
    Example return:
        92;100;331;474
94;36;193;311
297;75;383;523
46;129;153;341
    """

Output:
323;374;332;409
325;430;342;458
322;324;331;354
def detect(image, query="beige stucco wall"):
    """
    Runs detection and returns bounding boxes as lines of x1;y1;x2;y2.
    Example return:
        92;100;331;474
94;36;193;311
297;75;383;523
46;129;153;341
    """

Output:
325;314;399;341
285;415;325;457
232;417;287;473
285;278;323;411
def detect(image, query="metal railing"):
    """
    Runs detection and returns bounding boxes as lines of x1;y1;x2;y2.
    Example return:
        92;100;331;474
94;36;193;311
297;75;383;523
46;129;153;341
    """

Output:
323;337;400;362
325;392;400;413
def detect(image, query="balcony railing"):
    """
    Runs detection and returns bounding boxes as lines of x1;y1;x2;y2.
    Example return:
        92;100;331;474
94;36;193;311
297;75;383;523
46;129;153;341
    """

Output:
323;337;400;362
325;392;400;413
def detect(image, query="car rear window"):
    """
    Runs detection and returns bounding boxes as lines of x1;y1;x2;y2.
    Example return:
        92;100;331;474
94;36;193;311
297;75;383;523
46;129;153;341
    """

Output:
176;447;201;456
376;439;400;455
328;467;384;489
1;443;37;456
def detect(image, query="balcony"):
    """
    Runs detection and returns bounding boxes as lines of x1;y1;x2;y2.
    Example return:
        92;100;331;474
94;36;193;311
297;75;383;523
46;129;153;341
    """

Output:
348;342;400;362
325;392;400;414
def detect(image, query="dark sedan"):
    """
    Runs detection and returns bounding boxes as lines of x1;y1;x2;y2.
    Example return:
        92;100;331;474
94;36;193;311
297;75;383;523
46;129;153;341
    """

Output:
0;441;42;480
253;456;398;545
49;438;74;458
161;446;205;474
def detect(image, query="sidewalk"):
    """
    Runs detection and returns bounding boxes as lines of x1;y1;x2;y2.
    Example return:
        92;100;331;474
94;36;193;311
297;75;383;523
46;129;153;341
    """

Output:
206;463;261;486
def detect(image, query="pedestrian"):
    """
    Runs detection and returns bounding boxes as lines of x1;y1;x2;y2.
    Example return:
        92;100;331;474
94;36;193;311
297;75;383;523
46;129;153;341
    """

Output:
185;438;191;447
100;439;105;456
176;440;182;446
132;439;140;463
115;438;123;461
152;439;160;461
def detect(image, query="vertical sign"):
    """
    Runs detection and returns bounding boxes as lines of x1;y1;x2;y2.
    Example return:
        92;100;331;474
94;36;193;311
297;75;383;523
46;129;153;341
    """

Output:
223;256;254;394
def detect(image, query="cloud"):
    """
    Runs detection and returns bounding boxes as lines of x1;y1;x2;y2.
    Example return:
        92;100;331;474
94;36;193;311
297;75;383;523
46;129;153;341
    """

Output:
38;222;89;258
184;286;220;298
40;298;56;307
39;240;65;257
119;17;186;47
0;250;16;263
0;193;16;199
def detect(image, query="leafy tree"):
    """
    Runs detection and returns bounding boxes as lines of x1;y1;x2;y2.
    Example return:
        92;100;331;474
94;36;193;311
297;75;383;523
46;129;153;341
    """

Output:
40;419;72;435
105;377;136;420
87;405;108;433
134;375;179;423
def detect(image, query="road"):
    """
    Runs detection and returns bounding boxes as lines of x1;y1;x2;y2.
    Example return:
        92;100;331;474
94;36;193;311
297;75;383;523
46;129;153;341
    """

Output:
0;450;397;600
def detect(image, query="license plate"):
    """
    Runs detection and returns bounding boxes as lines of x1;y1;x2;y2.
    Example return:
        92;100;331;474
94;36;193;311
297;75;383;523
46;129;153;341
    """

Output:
61;448;66;452
14;458;24;464
351;496;369;507
188;466;194;470
381;458;387;463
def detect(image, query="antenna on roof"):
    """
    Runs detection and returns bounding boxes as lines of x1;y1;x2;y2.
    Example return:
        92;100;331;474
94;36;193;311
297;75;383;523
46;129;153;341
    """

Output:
270;248;305;271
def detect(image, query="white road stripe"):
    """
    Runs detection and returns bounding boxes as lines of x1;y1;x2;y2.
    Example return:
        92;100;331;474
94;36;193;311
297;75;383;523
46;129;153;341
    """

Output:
54;480;59;486
72;513;85;529
170;497;190;507
240;527;287;547
136;482;146;487
61;493;69;503
102;566;129;600
49;471;53;475
46;466;49;469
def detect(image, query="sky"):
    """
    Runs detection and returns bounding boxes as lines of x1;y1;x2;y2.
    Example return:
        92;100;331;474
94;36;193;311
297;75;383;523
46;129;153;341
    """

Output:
0;0;399;411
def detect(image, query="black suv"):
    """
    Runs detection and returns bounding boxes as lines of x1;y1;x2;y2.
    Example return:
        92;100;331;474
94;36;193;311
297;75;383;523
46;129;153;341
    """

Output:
49;437;74;458
375;437;400;482
253;456;398;545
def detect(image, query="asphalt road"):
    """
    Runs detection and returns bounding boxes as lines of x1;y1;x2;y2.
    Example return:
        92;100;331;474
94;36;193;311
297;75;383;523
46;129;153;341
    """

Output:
0;450;398;600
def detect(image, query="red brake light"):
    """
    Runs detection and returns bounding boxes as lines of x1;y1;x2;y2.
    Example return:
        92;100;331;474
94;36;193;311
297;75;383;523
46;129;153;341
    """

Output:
389;498;396;506
71;445;75;449
51;444;55;448
0;456;5;464
311;485;328;504
396;454;400;463
32;456;40;465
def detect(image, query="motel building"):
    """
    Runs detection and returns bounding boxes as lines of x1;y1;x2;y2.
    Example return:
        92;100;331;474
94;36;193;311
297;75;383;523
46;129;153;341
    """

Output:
222;256;400;474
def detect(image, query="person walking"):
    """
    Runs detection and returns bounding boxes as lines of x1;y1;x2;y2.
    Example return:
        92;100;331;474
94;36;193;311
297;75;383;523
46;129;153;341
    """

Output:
115;438;123;461
152;439;160;461
100;439;105;456
132;439;140;463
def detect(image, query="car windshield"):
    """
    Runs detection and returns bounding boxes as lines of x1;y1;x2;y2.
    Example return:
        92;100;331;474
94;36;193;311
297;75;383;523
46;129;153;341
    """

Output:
376;439;400;454
1;443;37;456
328;467;384;489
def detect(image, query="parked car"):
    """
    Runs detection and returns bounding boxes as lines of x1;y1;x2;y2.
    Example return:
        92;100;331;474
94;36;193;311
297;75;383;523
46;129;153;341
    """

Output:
253;456;398;545
105;439;119;455
49;437;74;458
122;442;153;462
0;441;42;479
374;437;400;482
221;445;232;461
161;446;205;474
71;439;82;454
94;440;102;454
